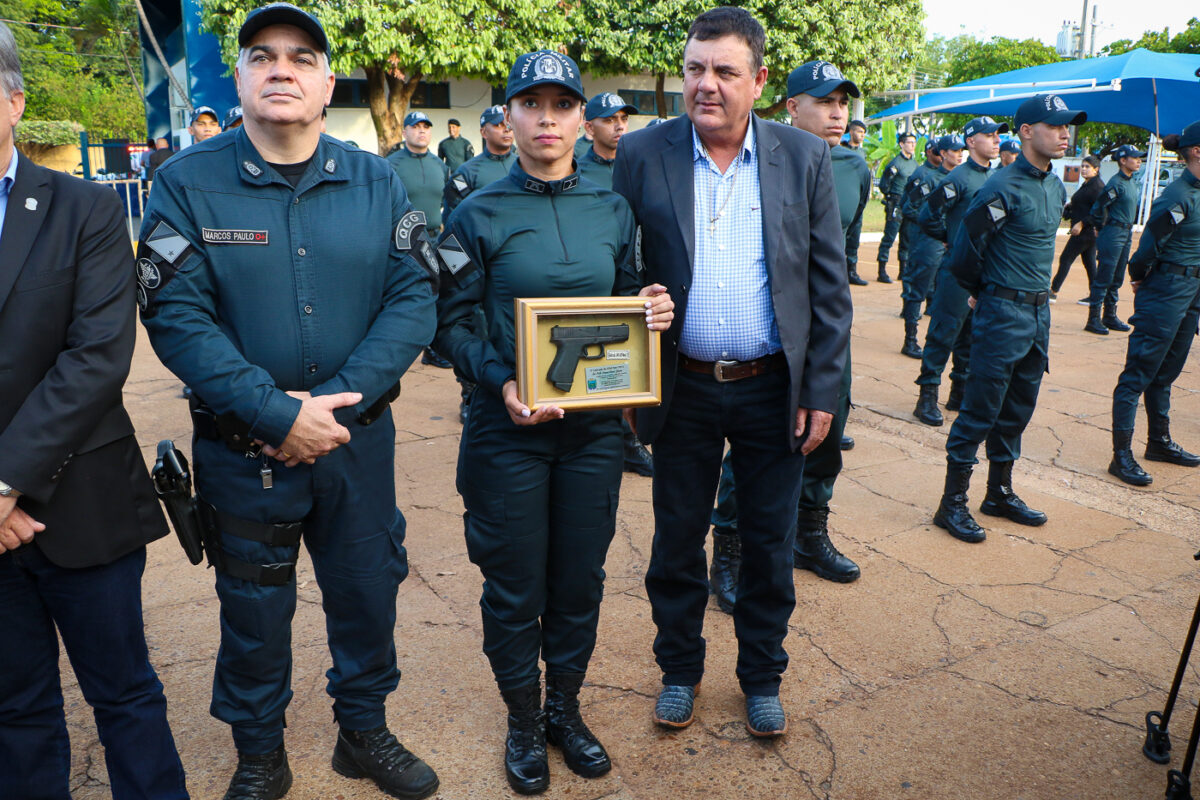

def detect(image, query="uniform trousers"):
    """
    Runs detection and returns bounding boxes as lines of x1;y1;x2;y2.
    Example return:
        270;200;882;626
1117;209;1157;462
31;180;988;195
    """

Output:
946;293;1051;466
1050;229;1097;294
458;391;622;692
901;232;945;321
646;367;806;696
918;264;975;386
1112;270;1200;430
878;198;910;268
1089;226;1132;307
195;416;407;754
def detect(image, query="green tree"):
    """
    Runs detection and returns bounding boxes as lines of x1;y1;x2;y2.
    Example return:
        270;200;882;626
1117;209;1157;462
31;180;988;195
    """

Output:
947;36;1060;86
200;0;573;154
1102;17;1200;56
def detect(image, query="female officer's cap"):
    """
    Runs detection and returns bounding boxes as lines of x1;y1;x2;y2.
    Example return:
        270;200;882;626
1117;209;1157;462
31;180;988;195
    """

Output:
1182;120;1200;149
506;51;585;103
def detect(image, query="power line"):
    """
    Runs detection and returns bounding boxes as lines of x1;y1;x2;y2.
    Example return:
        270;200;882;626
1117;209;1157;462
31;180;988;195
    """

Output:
0;17;85;31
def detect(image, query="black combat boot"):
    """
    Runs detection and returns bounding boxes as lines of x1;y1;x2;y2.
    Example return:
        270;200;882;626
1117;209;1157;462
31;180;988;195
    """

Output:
223;746;292;800
544;674;611;778
1102;301;1131;332
877;262;894;284
1109;429;1152;486
499;683;549;795
792;508;860;582
1145;415;1200;467
709;530;740;615
332;725;439;800
622;424;654;477
979;460;1047;526
914;384;943;426
421;347;453;368
945;380;965;411
1084;305;1109;335
848;268;868;286
901;321;923;359
933;464;985;543
840;435;855;451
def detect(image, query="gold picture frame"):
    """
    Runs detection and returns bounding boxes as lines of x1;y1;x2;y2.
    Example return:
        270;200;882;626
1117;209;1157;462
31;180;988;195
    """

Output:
514;297;662;411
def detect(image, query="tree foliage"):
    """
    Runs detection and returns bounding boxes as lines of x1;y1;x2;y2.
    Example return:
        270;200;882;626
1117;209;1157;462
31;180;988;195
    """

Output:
1102;17;1200;56
947;36;1061;86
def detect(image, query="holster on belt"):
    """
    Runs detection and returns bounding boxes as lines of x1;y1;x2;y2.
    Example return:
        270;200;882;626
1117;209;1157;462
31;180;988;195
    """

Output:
151;440;206;565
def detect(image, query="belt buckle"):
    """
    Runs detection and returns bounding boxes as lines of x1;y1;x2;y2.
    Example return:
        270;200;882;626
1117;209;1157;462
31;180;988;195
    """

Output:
713;360;738;383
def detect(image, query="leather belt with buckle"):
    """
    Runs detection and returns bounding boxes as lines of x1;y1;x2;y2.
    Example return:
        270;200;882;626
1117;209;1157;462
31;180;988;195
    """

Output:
679;352;787;383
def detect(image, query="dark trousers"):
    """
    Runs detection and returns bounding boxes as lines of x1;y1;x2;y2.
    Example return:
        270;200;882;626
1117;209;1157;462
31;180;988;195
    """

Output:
458;391;622;691
1050;230;1096;293
1089;226;1132;307
901;231;945;321
0;545;188;800
878;198;909;268
196;417;407;754
646;368;806;696
845;211;863;272
1112;271;1200;430
918;264;973;386
946;293;1050;466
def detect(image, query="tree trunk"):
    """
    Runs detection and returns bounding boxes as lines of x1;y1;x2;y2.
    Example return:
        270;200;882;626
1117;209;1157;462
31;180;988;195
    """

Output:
132;0;191;114
364;66;422;155
654;72;666;118
756;98;787;118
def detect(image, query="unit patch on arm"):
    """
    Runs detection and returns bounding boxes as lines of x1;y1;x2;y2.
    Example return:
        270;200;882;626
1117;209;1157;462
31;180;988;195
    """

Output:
136;220;198;318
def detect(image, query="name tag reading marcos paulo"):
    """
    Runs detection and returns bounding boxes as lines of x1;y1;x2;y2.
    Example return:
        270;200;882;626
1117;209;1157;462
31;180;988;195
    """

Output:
202;228;269;245
514;297;662;411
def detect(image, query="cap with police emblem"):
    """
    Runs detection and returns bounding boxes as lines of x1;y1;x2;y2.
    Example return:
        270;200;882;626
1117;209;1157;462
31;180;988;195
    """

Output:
404;110;432;128
190;106;218;126
506;50;585;103
937;134;966;152
1112;144;1147;160
787;60;861;99
223;105;243;131
964;116;1009;138
999;138;1021;154
238;2;329;55
924;137;940;154
645;117;668;128
585;92;637;121
1013;94;1087;129
479;105;506;127
1178;120;1200;149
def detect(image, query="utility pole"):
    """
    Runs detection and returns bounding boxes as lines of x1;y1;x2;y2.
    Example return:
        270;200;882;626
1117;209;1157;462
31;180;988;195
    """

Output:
1077;0;1090;58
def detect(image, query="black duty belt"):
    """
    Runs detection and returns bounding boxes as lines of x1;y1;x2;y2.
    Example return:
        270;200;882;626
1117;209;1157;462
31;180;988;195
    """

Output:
679;352;787;383
1109;221;1134;230
982;285;1050;306
1160;262;1200;278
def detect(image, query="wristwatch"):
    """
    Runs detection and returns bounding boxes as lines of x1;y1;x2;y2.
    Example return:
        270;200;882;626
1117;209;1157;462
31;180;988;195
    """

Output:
0;479;17;497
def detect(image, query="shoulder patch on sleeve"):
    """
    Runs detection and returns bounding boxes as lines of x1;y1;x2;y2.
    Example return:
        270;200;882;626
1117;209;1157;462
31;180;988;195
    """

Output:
986;198;1007;222
919;184;931;196
1169;203;1186;225
393;210;427;251
135;219;199;318
453;176;469;194
144;221;191;264
943;185;957;199
437;234;472;275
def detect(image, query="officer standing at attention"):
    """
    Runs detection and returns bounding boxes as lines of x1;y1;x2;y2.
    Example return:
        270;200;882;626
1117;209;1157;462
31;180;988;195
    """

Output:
913;117;1006;426
1085;144;1145;334
435;51;673;794
899;135;955;358
841;118;870;285
998;137;1020;167
1107;123;1200;486
934;94;1085;543
577;92;636;188
876;132;918;283
138;5;440;799
443;104;516;215
188;105;221;145
437;117;474;172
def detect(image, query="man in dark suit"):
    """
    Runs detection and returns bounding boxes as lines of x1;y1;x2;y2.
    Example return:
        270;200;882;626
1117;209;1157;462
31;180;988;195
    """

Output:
612;6;851;739
0;24;189;799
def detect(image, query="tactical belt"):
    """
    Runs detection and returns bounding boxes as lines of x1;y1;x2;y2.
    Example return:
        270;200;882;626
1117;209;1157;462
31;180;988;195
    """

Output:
679;352;787;383
1160;262;1200;278
197;500;303;586
982;285;1050;306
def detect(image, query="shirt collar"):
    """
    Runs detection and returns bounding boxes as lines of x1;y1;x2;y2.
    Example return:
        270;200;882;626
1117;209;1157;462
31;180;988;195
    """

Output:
485;147;514;162
235;129;349;188
585;146;613;166
1013;152;1051;179
508;159;580;195
0;150;16;197
966;157;990;173
692;118;755;167
1184;170;1200;188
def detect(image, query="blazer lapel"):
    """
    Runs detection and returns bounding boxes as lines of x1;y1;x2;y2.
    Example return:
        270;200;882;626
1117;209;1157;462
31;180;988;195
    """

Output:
0;154;53;311
754;116;784;271
661;118;696;270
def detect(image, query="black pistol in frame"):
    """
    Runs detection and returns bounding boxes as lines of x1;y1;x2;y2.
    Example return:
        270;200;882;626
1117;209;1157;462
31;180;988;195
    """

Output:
546;323;630;392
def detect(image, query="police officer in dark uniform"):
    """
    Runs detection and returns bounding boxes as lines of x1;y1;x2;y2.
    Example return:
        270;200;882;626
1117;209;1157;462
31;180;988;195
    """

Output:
434;50;673;795
137;6;440;798
914;117;1006;425
877;132;918;283
437;117;474;172
1085;144;1145;334
1050;154;1102;301
1108;122;1200;486
577;92;636;188
998;137;1020;167
899;135;956;358
443;105;517;215
224;105;244;131
841;118;870;286
934;94;1085;543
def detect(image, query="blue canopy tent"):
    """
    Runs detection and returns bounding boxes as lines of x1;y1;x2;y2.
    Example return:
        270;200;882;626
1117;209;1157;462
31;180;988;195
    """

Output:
870;49;1200;224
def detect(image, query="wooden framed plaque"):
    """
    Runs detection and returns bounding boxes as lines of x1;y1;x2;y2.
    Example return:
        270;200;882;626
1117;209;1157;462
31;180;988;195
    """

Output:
514;297;662;411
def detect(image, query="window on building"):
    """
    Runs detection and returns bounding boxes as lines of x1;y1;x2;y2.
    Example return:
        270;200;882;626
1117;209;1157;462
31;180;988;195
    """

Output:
410;81;450;109
491;86;506;107
621;89;683;117
329;79;451;109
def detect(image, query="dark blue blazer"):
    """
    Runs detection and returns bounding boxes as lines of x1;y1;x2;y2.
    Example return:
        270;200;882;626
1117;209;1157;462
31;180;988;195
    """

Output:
612;114;852;449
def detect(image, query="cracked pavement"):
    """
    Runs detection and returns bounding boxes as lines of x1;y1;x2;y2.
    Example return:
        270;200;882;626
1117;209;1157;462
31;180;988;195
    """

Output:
61;237;1200;799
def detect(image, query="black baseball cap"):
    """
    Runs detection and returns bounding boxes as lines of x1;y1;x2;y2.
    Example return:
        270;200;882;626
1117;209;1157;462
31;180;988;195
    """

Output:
585;92;637;121
223;106;243;130
964;116;1009;138
403;111;432;128
938;134;966;152
1181;120;1200;148
480;105;506;127
506;50;585;103
1013;94;1087;129
999;139;1021;154
238;3;329;55
1113;144;1147;160
924;137;940;153
787;60;860;99
190;106;218;126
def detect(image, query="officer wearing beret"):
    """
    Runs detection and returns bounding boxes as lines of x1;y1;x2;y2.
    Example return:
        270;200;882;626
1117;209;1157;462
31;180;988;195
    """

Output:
443;105;517;215
998;137;1020;166
899;135;958;358
437;117;474;172
935;94;1085;543
578;92;636;189
876;132;918;283
914;117;1006;426
1108;121;1200;486
224;105;244;131
1084;143;1145;334
435;50;673;795
137;5;440;798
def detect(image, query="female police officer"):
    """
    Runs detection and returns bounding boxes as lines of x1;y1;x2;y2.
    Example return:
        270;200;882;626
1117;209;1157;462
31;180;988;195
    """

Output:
1108;121;1200;485
433;51;673;794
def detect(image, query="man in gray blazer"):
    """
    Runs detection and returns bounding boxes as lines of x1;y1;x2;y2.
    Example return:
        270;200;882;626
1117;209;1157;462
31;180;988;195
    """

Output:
612;6;851;738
